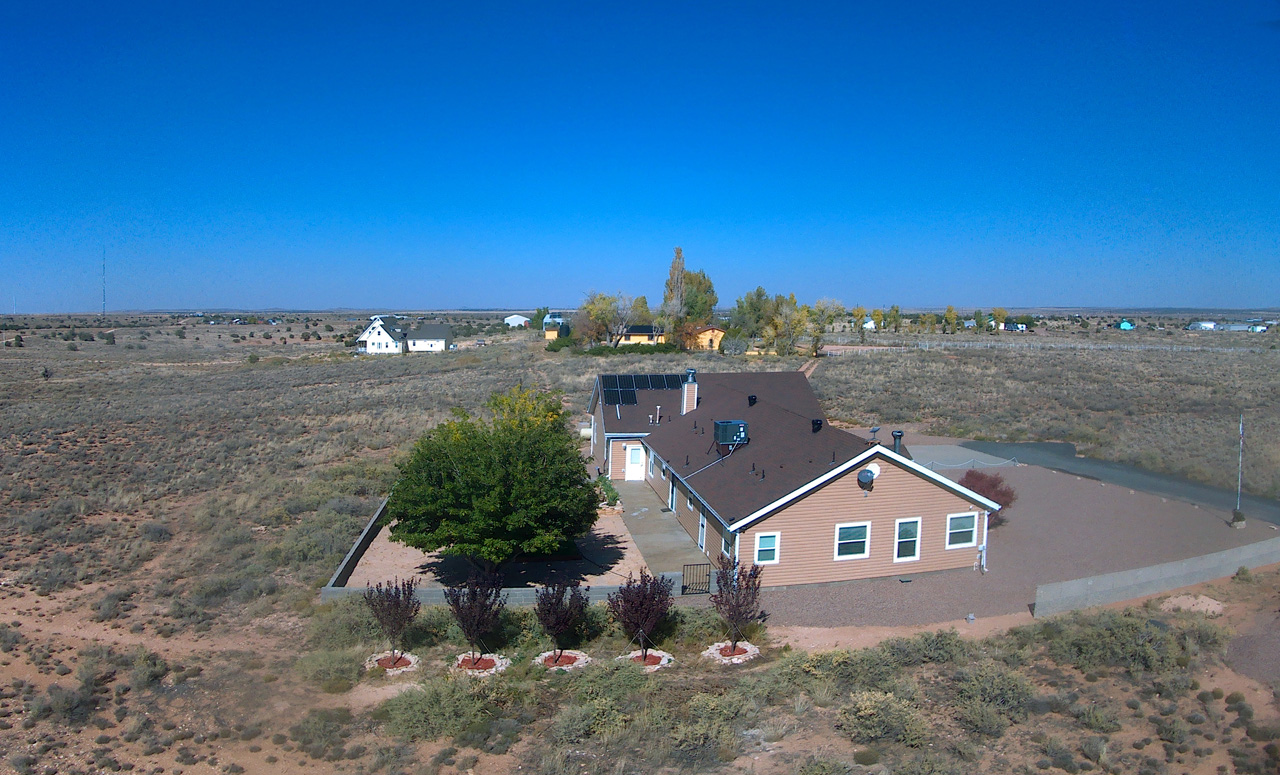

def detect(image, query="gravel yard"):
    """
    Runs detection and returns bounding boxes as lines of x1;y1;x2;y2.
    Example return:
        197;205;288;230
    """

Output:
760;464;1275;627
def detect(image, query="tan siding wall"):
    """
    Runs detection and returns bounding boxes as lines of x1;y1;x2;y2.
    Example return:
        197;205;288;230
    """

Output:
608;440;626;480
739;462;985;586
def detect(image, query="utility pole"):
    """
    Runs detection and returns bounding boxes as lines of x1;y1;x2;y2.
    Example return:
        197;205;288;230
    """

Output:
1236;414;1244;513
102;247;107;317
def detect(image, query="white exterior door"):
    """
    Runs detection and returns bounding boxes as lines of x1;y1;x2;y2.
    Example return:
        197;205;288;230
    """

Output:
697;513;706;551
668;479;676;511
624;445;644;481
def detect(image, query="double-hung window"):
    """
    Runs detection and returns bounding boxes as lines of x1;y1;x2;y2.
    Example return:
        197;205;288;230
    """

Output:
754;533;780;565
833;522;870;560
894;518;921;562
946;512;978;549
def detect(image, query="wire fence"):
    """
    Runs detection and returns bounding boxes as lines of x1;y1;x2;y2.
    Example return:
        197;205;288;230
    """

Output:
822;335;1271;355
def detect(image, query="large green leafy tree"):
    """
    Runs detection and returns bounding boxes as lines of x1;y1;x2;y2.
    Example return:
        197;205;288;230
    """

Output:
386;386;598;569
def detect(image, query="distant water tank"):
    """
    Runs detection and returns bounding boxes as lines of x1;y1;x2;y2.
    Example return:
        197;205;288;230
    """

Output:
714;420;748;445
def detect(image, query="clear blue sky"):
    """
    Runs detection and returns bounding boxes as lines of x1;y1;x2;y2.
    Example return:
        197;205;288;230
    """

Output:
3;2;1278;313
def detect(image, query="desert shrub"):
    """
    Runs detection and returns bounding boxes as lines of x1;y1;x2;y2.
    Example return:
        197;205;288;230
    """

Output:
882;629;972;667
294;649;363;693
29;682;98;724
265;506;366;573
953;661;1033;720
1041;610;1176;674
129;650;169;691
1157;718;1189;744
1072;704;1122;733
1232;566;1255;583
660;604;726;649
894;752;963;775
381;678;488;741
92;588;136;622
1153;673;1194;698
571;660;652;709
1081;736;1110;766
957;698;1008;737
289;708;352;759
550;699;628;744
836;691;926;747
307;596;383;649
0;623;22;652
23;551;79;595
454;716;520;755
596;476;619;506
492;605;542;650
671;691;751;751
770;648;900;697
138;522;172;542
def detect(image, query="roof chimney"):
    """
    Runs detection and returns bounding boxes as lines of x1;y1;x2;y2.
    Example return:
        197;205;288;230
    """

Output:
681;369;698;415
892;430;904;455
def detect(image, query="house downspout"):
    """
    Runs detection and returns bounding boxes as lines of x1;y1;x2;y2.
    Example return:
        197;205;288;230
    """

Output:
733;532;741;563
979;509;990;573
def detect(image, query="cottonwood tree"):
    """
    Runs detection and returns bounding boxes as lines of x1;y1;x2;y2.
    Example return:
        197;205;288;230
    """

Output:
887;305;902;334
850;305;868;343
444;571;507;663
805;298;845;357
387;386;598;569
992;307;1009;333
606;570;673;660
763;296;807;356
943;305;958;334
534;581;590;662
660;247;718;347
729;286;777;338
972;309;985;333
363;578;421;663
957;470;1017;529
709;555;763;653
870;308;884;333
581;291;635;347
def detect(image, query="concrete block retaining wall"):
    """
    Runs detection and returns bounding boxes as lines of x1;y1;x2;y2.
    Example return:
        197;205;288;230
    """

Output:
1033;535;1280;617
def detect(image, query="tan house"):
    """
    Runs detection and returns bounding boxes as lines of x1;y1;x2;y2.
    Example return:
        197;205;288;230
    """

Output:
691;324;726;351
591;370;1001;587
618;325;666;345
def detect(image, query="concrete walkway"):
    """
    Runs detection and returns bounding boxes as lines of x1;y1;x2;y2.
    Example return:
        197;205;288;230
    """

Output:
612;480;709;575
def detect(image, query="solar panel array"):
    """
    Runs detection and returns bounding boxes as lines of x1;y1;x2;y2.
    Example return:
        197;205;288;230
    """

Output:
601;374;684;405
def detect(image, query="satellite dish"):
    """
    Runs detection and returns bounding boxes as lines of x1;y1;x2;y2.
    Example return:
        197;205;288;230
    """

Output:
870;426;881;440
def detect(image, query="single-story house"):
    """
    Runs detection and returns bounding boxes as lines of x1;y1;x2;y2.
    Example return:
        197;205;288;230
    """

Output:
504;314;531;328
544;313;567;340
1117;319;1135;331
589;370;1001;586
692;324;726;351
619;325;666;345
1249;325;1269;333
356;318;406;354
1185;321;1217;331
405;323;452;352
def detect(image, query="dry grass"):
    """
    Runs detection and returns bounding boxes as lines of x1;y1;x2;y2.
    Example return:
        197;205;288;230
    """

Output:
812;346;1280;496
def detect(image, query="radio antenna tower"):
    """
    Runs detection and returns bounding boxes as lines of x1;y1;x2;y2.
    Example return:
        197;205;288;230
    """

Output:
101;247;106;317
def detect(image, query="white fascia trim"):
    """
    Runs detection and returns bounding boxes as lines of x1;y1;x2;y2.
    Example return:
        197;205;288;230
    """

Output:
728;444;1001;532
655;458;733;531
603;432;650;440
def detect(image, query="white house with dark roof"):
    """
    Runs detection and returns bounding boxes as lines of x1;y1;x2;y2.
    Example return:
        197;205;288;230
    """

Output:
405;323;452;352
356;318;405;354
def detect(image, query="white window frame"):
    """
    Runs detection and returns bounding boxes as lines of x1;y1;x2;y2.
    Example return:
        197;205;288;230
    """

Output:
647;451;654;477
833;521;871;561
687;495;695;510
945;512;978;549
754;532;780;565
722;532;732;558
894;518;921;563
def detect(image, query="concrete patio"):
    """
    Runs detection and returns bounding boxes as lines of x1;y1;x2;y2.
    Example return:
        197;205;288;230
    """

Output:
612;480;710;575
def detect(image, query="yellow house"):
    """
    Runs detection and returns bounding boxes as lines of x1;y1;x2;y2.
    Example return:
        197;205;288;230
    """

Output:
692;325;726;351
618;325;666;345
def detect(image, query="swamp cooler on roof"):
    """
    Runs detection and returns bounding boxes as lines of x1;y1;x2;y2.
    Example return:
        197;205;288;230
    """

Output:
714;420;748;445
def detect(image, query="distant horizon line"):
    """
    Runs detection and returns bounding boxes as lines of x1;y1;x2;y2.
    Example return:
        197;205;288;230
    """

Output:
5;305;1279;317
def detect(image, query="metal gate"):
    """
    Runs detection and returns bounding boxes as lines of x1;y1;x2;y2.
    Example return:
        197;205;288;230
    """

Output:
681;563;712;595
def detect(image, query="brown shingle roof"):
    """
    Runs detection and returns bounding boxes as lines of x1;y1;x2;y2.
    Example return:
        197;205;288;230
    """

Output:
642;372;875;524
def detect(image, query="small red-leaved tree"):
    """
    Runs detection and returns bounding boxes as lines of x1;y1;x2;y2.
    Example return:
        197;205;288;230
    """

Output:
364;578;421;664
709;555;763;653
533;581;590;662
957;470;1017;529
606;570;673;660
443;571;507;664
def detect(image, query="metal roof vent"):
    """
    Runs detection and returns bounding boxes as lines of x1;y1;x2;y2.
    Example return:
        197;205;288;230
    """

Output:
748;394;757;407
812;419;823;433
